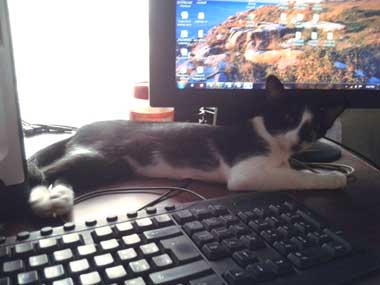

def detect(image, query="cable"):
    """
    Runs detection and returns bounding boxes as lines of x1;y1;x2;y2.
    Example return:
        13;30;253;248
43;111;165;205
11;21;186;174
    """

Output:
74;185;206;206
323;136;380;170
289;157;355;177
136;179;194;212
22;120;77;137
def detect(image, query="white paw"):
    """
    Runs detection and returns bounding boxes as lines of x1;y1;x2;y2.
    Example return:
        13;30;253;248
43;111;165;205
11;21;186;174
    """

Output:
50;184;74;216
29;186;54;217
29;184;74;217
324;171;347;189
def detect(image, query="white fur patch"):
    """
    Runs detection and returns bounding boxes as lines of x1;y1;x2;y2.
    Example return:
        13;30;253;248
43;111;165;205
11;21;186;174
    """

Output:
126;154;229;183
29;184;74;217
69;147;98;157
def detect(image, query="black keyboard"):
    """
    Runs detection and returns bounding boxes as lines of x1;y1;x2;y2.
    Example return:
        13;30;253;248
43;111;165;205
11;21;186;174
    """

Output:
1;192;380;285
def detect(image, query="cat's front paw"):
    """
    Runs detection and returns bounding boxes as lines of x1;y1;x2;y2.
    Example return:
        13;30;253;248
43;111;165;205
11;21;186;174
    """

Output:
29;184;74;217
324;171;347;189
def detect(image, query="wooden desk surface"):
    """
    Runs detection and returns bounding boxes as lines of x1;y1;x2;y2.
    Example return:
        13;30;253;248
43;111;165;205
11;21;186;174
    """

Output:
3;135;380;285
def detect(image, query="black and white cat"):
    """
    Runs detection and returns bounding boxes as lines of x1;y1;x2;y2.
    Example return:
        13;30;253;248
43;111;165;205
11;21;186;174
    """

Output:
28;76;346;217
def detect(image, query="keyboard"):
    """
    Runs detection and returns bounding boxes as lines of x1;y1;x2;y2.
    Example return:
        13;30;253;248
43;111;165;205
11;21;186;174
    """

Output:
1;192;380;285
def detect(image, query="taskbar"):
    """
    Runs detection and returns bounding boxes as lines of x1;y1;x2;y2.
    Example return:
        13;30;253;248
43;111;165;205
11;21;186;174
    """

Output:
177;82;380;90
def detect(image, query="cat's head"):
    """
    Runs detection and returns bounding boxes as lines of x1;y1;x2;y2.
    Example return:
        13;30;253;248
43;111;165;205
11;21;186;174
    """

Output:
259;75;346;152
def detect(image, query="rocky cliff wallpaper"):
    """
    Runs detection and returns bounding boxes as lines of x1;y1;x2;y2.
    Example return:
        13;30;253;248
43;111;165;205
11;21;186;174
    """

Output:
176;0;380;89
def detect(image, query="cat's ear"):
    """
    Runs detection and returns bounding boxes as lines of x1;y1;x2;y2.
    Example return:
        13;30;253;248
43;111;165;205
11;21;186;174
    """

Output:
266;75;284;97
319;103;346;130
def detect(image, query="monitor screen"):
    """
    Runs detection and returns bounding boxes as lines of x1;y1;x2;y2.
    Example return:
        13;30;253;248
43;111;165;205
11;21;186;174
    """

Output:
175;0;380;91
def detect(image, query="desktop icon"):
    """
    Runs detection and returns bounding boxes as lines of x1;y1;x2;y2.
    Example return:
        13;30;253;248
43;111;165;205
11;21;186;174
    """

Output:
311;32;318;40
327;32;334;41
196;66;204;74
198;12;205;20
180;48;188;56
280;13;287;22
177;82;186;89
312;14;320;23
297;13;304;22
198;30;204;38
181;11;189;20
180;30;189;38
295;31;302;40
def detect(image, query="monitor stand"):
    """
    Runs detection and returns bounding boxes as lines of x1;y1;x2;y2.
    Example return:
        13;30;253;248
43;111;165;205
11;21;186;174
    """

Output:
292;141;342;163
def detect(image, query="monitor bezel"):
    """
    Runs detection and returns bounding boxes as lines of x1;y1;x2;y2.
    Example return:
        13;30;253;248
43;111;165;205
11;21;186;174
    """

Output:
149;0;380;108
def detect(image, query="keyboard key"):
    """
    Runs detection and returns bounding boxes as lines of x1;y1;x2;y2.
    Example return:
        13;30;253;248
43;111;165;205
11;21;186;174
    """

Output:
253;208;267;219
249;220;271;232
237;211;257;223
211;204;229;215
264;216;284;228
29;254;49;268
135;218;154;231
152;254;173;268
290;236;314;250
240;234;266;250
284;201;297;212
266;258;294;275
161;235;200;263
230;223;250;236
155;214;173;227
273;240;295;255
53;278;74;285
69;258;90;274
201;242;229;261
223;269;253;285
190;274;225;285
202;217;225;231
221;214;239;226
260;229;281;243
183;221;204;236
297;210;323;229
129;259;150;274
105;265;127;282
122;234;141;247
44;264;65;280
232;249;259;267
100;239;120;252
92;226;113;242
211;227;234;241
294;222;314;234
94;253;114;268
246;262;276;282
125;277;146;285
17;270;39;285
269;204;286;216
322;241;350;257
77;244;97;257
172;210;194;224
280;213;301;224
53;249;73;263
192;231;215;247
117;248;138;262
222;238;245;253
0;246;11;261
15;242;34;257
38;238;58;252
288;247;332;269
190;207;213;219
79;271;101;285
149;260;212;285
114;222;134;236
3;259;25;274
140;242;160;256
143;226;181;241
0;277;11;285
62;233;82;248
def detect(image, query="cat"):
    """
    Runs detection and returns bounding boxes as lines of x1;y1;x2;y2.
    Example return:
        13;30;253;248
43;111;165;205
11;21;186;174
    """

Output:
27;76;347;217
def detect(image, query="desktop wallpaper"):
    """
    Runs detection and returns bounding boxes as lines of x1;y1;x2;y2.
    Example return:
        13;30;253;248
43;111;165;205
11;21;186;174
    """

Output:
176;0;380;90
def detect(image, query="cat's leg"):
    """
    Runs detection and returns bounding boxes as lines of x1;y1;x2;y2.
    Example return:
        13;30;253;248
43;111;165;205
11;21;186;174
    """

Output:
227;159;347;191
29;154;133;217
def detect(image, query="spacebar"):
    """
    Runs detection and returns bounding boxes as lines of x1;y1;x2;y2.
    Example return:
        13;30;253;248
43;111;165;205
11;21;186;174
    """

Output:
149;260;212;285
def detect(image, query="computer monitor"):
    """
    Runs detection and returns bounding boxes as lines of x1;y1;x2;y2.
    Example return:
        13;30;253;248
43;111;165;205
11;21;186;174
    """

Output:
149;0;380;110
0;0;28;203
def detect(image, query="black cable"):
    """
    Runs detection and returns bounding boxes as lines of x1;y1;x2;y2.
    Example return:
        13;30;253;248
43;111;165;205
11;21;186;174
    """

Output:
324;136;380;170
74;185;205;207
136;179;194;212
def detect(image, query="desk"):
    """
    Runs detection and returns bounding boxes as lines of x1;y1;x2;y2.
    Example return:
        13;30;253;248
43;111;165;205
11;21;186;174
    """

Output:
3;136;380;284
